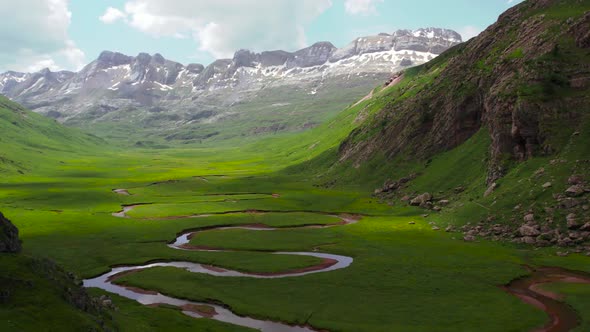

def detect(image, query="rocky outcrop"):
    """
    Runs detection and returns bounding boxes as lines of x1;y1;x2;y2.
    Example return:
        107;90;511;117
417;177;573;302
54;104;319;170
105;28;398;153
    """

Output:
0;212;21;253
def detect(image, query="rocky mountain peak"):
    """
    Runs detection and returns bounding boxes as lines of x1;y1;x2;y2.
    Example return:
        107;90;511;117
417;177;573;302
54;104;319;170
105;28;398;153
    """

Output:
186;63;205;74
152;53;166;64
97;51;133;67
232;49;258;68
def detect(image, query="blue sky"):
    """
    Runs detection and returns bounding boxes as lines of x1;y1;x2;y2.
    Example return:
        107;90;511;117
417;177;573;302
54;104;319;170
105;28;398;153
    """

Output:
0;0;523;72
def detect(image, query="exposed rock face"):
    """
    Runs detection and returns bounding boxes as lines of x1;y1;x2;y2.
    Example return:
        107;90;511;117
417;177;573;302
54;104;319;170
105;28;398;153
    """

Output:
338;1;590;185
0;28;461;133
0;212;21;253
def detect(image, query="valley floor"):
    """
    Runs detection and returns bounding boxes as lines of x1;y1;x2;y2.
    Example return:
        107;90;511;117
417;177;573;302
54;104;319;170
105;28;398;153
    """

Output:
1;147;589;332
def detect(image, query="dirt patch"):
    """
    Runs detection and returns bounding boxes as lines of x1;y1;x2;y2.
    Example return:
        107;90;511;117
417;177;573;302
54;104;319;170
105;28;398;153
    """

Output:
181;304;218;318
202;265;227;273
253;258;338;276
107;269;142;283
124;285;158;295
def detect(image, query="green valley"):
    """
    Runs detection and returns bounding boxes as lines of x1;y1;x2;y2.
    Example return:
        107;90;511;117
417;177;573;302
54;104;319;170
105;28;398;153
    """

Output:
1;1;590;332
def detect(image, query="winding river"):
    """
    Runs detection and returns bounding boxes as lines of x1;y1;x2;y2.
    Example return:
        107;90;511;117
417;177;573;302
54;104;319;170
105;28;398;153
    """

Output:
84;202;358;331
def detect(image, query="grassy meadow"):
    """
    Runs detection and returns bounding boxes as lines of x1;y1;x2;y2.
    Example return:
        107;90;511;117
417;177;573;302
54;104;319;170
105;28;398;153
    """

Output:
1;71;589;331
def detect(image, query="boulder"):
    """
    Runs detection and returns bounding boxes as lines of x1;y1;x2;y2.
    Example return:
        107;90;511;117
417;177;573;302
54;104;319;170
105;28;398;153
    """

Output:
438;200;450;206
566;185;585;197
566;213;580;229
410;193;432;206
522;236;536;244
542;182;552;188
518;225;540;237
568;175;584;185
463;235;476;242
523;213;535;223
580;222;590;232
559;198;580;209
0;212;21;253
484;183;498;197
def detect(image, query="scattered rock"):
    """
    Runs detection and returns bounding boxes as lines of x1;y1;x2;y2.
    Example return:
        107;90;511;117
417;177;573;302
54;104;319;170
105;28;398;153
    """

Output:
556;251;569;257
410;193;433;206
534;167;545;177
519;225;540;237
454;186;465;194
580;222;590;232
542;182;552;188
375;173;418;195
559;198;580;209
523;213;535;223
568;175;584;185
463;235;476;242
433;206;442;212
484;182;498;197
566;185;585;197
445;226;455;232
400;195;411;202
567;214;580;229
432;226;440;231
408;221;416;225
438;199;450;206
522;236;536;245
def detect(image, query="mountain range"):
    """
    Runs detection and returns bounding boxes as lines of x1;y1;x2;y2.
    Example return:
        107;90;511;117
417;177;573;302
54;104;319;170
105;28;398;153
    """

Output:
0;28;461;143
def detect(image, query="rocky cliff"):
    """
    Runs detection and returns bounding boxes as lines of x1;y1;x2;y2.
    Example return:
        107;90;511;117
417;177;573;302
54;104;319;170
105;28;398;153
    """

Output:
340;0;590;184
0;212;21;253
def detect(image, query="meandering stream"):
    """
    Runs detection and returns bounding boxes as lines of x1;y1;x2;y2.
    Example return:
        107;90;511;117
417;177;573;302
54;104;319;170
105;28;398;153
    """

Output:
85;203;357;331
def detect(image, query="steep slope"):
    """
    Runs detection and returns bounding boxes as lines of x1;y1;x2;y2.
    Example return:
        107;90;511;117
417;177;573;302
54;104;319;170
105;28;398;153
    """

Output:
0;96;104;174
309;0;590;247
0;28;461;144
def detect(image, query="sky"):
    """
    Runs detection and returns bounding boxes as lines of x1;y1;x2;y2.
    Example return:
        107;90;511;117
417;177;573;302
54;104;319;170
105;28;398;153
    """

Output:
0;0;524;73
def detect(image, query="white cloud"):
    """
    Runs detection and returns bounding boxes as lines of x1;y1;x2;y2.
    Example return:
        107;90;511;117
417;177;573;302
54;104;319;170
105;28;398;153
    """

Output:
101;0;332;59
99;7;127;24
344;0;383;16
0;0;86;72
457;25;483;41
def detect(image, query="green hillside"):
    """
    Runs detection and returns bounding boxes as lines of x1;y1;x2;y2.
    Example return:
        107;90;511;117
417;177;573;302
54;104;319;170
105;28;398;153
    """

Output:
0;96;105;174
